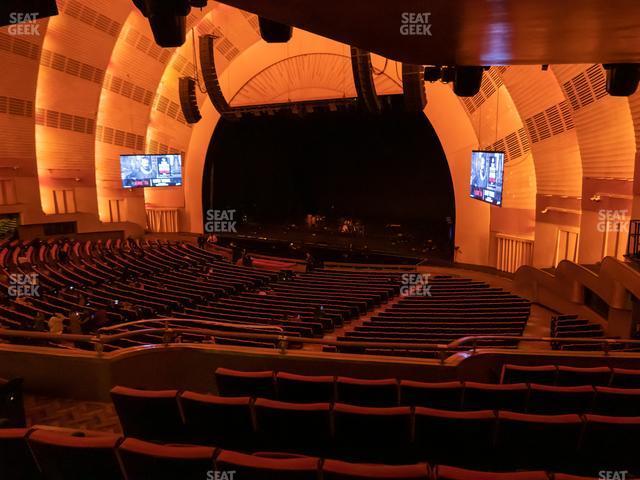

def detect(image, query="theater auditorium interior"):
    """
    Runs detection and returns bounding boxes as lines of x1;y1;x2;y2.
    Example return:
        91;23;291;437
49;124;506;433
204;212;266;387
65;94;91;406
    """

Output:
1;0;640;479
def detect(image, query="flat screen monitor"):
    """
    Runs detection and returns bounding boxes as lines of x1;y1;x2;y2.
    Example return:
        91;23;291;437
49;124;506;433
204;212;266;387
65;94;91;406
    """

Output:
120;154;182;189
469;150;504;206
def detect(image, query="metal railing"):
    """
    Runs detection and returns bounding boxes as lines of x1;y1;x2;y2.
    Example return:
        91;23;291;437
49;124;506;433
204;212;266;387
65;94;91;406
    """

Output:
2;318;640;363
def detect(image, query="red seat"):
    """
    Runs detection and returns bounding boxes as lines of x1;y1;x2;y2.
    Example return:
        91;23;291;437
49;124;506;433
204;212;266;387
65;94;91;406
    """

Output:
0;428;39;480
178;392;254;449
276;372;335;403
118;438;214;480
435;465;548;480
333;403;412;463
399;380;463;409
214;368;276;398
214;450;319;480
322;459;429;479
556;366;611;386
610;367;640;388
592;386;640;416
554;475;600;480
579;414;640;476
496;411;583;471
413;407;496;468
526;384;595;414
500;364;557;385
336;377;398;407
110;386;183;443
254;398;331;455
462;382;528;412
28;429;123;480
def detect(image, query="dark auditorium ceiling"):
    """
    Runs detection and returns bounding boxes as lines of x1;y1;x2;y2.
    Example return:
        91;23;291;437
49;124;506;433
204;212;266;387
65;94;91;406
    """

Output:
216;0;640;65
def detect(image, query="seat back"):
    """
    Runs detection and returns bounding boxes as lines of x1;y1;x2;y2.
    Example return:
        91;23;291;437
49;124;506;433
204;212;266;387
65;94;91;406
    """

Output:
526;384;595;415
178;392;254;448
462;382;528;412
399;381;463;409
254;398;331;455
0;428;40;480
435;465;548;480
500;364;557;385
214;368;276;398
28;429;123;480
214;450;319;480
579;415;640;475
592;386;640;416
322;459;429;479
610;368;640;388
336;377;398;407
556;366;612;386
110;386;183;443
118;438;214;480
276;372;335;403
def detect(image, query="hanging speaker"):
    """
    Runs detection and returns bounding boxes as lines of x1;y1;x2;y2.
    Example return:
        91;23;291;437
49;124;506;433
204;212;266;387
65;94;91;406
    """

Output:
402;63;427;112
199;35;231;114
258;16;293;43
605;64;640;97
179;77;201;124
453;66;484;97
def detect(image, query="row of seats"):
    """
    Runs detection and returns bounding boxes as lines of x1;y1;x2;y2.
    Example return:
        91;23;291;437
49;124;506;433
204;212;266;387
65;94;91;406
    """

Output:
0;426;597;480
213;368;640;415
110;385;640;473
501;364;640;387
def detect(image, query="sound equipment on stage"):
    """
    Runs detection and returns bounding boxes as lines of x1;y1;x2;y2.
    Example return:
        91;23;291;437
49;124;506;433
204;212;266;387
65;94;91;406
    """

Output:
179;77;202;124
350;47;382;113
258;17;293;43
402;63;427;112
453;66;485;97
604;64;640;96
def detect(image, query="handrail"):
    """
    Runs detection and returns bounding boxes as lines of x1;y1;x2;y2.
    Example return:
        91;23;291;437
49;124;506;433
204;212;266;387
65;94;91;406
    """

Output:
3;318;640;362
97;318;285;333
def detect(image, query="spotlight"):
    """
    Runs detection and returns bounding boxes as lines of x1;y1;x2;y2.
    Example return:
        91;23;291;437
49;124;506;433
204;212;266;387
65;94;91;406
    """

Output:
423;66;442;82
542;64;549;71
440;66;455;84
604;64;640;97
453;66;485;97
132;0;191;47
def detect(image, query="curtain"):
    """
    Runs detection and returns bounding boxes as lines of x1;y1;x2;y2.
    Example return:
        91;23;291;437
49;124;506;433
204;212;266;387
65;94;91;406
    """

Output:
146;208;179;233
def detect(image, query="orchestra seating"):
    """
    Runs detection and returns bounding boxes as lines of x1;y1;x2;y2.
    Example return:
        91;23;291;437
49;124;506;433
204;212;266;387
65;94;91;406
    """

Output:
0;377;25;428
0;425;618;479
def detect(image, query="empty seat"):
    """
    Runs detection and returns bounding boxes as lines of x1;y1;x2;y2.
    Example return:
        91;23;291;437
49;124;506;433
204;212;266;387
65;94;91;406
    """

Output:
0;378;26;427
214;368;276;398
609;368;640;388
399;380;463;409
0;428;40;480
435;465;548;480
462;382;528;412
336;377;398;407
496;411;583;471
414;407;496;468
579;415;640;476
556;366;611;386
178;392;254;448
592;386;640;416
254;398;331;455
322;459;429;479
110;386;183;443
214;450;319;480
526;384;594;414
28;429;123;480
118;438;214;480
276;372;335;403
500;364;557;385
333;404;412;463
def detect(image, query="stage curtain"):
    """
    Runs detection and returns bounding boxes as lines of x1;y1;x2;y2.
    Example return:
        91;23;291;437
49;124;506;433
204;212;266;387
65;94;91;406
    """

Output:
146;208;179;233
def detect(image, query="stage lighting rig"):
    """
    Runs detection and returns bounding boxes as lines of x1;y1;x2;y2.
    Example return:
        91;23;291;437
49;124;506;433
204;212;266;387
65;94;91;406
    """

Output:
132;0;208;47
423;65;487;97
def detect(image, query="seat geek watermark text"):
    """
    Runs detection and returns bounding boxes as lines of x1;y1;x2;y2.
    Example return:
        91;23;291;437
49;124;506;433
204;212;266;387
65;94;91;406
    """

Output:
400;273;432;297
205;209;237;234
207;471;236;480
400;12;432;36
8;273;40;298
8;13;41;36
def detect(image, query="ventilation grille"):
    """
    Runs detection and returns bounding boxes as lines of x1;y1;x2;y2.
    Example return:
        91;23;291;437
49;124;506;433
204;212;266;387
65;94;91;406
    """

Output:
124;27;172;64
484;127;531;163
40;49;104;84
0;96;34;117
171;54;196;77
562;64;608;111
95;125;145;151
146;139;185;158
0;32;40;61
103;74;154;106
523;101;575;145
240;10;261;34
35;108;94;134
153;94;188;125
60;0;121;37
459;67;505;114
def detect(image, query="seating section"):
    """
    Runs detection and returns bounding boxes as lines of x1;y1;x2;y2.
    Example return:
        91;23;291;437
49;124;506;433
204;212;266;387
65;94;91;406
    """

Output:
0;377;26;428
0;426;617;479
333;276;531;357
501;364;640;387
